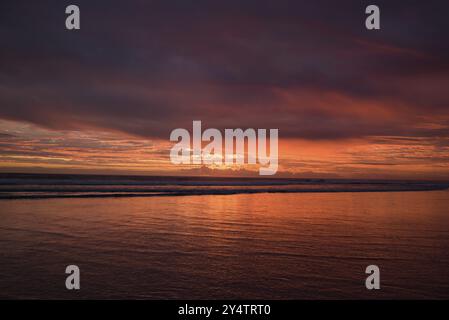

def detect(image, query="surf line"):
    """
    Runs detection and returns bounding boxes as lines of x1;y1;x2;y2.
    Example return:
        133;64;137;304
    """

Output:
169;120;278;175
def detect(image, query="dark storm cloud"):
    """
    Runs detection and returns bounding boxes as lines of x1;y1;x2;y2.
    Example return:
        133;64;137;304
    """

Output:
1;0;449;139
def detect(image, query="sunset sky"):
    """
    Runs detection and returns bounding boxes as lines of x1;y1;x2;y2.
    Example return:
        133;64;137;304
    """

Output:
1;0;449;179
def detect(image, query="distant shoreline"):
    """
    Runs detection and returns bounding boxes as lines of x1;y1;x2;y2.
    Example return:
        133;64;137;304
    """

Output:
1;172;448;184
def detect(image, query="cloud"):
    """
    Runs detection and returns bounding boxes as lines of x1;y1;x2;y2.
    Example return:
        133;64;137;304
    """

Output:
1;0;448;141
1;1;449;179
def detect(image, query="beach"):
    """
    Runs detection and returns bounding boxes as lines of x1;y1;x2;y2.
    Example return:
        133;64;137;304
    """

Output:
1;175;449;299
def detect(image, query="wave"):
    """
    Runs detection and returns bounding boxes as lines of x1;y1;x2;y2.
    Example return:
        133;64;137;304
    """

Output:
1;173;447;199
1;184;448;200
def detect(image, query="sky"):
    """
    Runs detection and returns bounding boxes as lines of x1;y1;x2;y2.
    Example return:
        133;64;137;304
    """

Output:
1;0;449;179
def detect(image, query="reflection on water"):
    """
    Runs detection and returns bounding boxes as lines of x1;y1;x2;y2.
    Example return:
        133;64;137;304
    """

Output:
1;190;449;299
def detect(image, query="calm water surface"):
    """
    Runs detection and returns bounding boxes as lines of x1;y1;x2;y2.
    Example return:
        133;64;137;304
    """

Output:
1;191;449;299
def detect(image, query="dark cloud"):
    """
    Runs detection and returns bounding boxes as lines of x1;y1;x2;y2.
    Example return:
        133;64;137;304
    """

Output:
1;0;449;139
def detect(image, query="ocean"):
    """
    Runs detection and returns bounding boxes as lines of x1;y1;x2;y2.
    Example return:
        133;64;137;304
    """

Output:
1;173;449;299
